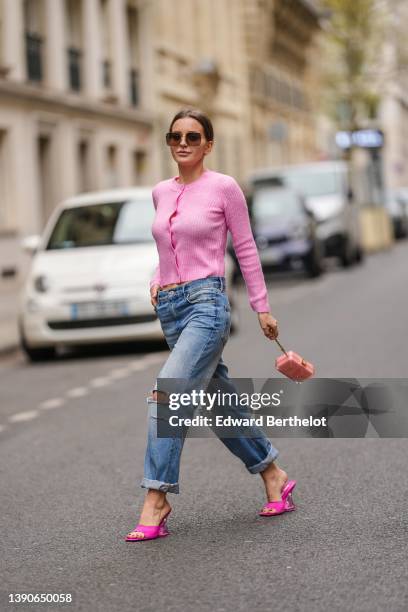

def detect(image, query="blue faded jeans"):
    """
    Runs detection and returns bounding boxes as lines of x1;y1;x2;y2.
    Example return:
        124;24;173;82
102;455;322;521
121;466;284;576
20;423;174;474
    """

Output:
140;275;279;494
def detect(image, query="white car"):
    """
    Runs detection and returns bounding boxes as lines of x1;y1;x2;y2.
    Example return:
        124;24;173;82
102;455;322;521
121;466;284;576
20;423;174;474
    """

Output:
18;188;239;361
387;189;408;239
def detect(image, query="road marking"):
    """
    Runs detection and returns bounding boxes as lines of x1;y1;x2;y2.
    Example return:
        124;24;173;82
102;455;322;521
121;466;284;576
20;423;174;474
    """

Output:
109;368;131;379
39;397;65;410
129;364;145;371
128;361;148;371
8;410;39;423
137;354;167;366
90;377;111;388
3;353;169;432
66;387;88;398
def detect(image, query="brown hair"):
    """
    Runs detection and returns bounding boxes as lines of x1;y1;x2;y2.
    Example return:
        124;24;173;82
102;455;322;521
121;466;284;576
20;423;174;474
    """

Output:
169;108;214;142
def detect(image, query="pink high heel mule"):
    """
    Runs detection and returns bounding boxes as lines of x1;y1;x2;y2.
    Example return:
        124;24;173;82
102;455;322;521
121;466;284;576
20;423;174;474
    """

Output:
259;480;297;516
125;508;171;542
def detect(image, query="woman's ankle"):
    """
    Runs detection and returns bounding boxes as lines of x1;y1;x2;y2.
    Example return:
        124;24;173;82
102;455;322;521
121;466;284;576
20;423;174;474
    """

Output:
144;490;169;510
260;462;286;482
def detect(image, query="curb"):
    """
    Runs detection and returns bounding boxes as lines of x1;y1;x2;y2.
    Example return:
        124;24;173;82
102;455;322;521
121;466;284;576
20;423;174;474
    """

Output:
0;342;19;357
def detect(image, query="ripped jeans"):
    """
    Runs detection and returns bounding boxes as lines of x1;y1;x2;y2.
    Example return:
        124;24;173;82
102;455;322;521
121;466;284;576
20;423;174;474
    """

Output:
140;275;279;494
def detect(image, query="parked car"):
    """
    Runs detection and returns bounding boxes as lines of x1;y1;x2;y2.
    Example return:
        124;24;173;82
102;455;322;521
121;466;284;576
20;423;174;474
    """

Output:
395;188;408;212
18;188;239;361
387;189;408;239
249;183;325;277
248;161;365;267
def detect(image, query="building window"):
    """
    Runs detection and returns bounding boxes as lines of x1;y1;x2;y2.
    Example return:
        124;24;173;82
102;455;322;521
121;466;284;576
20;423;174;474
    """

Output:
25;31;43;82
216;134;226;174
37;132;56;227
279;79;291;106
65;0;83;91
106;145;118;188
0;130;11;229
24;0;44;82
129;68;139;106
233;134;241;178
102;59;111;89
292;86;305;111
132;150;147;184
0;5;5;72
249;66;265;98
78;139;93;193
68;47;82;91
100;0;112;93
127;5;140;107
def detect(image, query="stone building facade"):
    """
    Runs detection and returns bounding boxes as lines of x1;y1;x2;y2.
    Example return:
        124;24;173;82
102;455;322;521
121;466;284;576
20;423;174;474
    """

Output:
243;0;321;169
0;0;322;350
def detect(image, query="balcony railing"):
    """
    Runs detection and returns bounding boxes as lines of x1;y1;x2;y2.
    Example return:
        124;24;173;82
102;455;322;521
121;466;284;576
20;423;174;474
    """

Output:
129;68;139;107
67;47;82;91
25;32;43;82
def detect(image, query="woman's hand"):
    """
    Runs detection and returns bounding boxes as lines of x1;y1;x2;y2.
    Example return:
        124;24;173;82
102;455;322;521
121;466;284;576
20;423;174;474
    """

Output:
150;284;161;308
258;312;279;340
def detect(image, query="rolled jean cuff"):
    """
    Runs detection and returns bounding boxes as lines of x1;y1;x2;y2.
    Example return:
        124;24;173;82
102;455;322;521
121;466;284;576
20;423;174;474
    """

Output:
140;477;180;494
246;444;279;474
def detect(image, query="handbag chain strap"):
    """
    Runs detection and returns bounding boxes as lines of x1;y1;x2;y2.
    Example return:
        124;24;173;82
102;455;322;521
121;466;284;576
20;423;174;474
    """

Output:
274;337;288;356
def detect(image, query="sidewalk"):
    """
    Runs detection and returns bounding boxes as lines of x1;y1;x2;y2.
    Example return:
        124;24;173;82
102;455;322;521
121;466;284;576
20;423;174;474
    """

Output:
0;282;20;354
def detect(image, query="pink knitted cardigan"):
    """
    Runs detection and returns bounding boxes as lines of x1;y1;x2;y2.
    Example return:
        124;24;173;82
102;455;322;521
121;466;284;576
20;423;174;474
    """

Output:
149;168;270;313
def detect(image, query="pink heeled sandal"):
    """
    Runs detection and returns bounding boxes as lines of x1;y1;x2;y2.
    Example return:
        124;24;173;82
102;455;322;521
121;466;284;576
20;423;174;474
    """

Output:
259;480;297;516
125;508;171;542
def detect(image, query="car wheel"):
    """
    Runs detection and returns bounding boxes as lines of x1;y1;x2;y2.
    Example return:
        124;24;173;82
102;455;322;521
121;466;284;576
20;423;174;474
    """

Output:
340;236;354;267
393;219;405;239
354;244;365;264
228;297;239;335
232;266;242;283
230;313;238;335
304;242;324;278
20;329;56;362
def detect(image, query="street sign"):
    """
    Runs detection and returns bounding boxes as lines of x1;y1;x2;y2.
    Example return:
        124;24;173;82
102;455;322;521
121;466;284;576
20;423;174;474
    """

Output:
336;129;384;149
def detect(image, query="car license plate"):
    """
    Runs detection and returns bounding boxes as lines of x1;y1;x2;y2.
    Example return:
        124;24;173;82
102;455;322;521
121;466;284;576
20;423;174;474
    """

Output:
71;300;129;320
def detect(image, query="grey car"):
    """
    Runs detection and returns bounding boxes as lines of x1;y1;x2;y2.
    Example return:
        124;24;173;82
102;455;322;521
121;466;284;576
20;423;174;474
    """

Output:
248;161;365;268
249;183;325;278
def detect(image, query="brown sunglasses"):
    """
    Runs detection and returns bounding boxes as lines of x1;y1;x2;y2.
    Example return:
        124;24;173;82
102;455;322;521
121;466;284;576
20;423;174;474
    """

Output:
165;131;202;146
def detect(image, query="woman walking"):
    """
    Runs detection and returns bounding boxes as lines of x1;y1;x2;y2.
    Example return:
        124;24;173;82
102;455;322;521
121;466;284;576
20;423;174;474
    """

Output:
125;108;296;542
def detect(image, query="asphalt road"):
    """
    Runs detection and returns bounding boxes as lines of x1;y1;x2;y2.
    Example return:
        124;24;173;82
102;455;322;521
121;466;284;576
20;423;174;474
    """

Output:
1;241;408;612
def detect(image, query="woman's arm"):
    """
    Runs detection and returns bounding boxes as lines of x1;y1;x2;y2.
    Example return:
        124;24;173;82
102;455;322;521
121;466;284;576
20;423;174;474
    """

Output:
149;265;161;290
222;176;279;340
222;176;271;313
149;188;161;303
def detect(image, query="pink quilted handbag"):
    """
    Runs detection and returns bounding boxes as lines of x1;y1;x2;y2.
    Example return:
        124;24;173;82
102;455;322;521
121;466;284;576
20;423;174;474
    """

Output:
274;338;315;381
